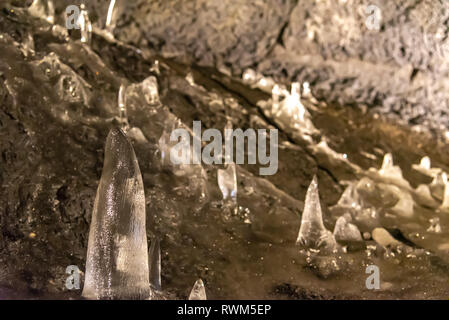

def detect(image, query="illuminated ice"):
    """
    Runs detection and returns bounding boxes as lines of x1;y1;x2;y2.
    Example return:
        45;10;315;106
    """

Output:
78;4;92;44
296;176;337;253
412;156;441;177
217;163;237;206
82;128;150;300
188;279;207;300
118;84;129;129
333;213;362;243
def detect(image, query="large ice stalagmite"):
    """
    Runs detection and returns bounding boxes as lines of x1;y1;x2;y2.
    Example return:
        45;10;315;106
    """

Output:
296;176;336;253
82;128;150;300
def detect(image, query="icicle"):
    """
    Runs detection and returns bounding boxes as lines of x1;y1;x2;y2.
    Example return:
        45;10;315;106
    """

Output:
296;176;337;253
82;128;150;300
217;163;237;207
28;0;55;24
148;238;161;292
188;279;207;300
78;4;92;45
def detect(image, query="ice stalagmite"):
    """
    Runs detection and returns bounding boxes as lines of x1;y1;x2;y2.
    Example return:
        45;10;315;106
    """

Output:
148;238;161;292
82;128;150;300
188;279;207;300
78;4;92;45
217;163;238;207
296;176;336;253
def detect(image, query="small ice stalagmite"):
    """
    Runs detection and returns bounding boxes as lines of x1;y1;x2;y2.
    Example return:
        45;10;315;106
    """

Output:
430;171;448;201
440;180;449;210
188;279;207;300
28;0;55;24
372;153;411;189
148;238;161;292
333;213;362;243
82;128;150;300
217;163;238;208
412;156;441;177
78;4;92;44
296;176;337;253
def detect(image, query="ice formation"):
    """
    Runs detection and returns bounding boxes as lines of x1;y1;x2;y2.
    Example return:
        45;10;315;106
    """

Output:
412;156;441;177
188;279;207;300
118;83;129;128
82;128;150;300
79;4;92;45
430;172;448;201
148;238;161;291
370;153;411;189
333;214;362;243
217;163;238;207
330;179;379;230
296;176;337;253
28;0;55;24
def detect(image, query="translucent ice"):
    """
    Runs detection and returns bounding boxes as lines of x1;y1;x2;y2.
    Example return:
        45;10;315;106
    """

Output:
296;176;337;253
28;0;55;24
333;214;362;243
217;163;238;206
118;83;129;128
82;128;150;300
188;279;207;300
148;238;161;291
